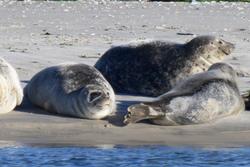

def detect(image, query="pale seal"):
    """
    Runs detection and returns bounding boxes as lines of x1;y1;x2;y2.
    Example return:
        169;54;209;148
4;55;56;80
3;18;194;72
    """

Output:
95;36;235;97
124;63;244;126
0;58;23;114
25;63;115;119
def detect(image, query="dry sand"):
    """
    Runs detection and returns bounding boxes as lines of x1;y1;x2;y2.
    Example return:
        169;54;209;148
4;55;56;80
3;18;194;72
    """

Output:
0;0;250;147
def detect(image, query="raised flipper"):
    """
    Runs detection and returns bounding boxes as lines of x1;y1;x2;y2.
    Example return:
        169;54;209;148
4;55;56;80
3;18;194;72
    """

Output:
124;103;165;124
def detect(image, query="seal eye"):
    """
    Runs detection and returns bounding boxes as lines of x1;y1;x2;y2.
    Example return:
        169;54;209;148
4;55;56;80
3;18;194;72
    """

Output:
88;91;102;103
219;41;223;44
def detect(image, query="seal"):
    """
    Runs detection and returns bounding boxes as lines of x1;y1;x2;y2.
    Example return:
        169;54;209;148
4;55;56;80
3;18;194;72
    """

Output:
124;63;244;126
25;63;115;119
0;58;23;114
95;36;235;97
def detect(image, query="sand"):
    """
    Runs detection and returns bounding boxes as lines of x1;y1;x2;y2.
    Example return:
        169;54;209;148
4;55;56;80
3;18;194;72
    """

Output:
0;0;250;147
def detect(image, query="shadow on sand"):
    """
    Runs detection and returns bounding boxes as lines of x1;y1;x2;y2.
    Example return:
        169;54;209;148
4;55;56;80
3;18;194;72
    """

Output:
16;93;146;127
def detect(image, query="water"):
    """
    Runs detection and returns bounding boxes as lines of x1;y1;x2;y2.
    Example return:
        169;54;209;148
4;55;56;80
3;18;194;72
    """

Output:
1;145;250;167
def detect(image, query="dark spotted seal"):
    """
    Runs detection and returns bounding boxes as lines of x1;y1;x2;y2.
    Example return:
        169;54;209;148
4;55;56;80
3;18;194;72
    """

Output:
0;58;23;114
25;63;115;119
95;36;235;97
124;63;244;126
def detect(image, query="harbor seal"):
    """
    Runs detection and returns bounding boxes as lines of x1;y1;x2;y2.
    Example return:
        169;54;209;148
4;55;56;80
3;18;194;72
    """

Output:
25;63;115;119
0;58;23;114
95;36;235;97
124;63;244;126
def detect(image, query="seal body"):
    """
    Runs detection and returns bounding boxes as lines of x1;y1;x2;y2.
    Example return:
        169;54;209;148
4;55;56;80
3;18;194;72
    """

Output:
25;63;115;119
95;36;235;97
0;58;23;114
124;63;244;126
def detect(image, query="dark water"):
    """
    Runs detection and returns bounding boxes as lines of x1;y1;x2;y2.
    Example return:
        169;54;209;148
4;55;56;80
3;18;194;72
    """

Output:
1;145;250;167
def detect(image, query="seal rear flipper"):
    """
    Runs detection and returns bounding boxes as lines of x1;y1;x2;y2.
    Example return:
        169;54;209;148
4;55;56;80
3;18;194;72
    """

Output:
124;103;165;124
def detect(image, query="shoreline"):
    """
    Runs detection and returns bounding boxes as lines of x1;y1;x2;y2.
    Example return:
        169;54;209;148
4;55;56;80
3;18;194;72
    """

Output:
1;101;250;148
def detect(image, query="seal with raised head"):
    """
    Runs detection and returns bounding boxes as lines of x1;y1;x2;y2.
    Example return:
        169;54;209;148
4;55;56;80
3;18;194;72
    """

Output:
95;36;235;97
0;58;23;114
25;63;115;119
124;63;244;126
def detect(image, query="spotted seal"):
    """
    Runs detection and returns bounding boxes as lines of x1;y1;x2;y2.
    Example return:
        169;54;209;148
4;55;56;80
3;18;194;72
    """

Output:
124;63;244;125
0;58;23;114
25;63;115;119
95;36;235;97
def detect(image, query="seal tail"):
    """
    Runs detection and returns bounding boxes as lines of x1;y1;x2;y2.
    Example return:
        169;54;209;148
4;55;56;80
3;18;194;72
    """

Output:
124;103;164;124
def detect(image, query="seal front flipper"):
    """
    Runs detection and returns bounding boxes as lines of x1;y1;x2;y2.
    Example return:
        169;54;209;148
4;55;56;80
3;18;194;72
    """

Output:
124;103;165;124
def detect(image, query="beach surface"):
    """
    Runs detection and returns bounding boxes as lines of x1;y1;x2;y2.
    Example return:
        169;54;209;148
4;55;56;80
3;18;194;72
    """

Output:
0;0;250;147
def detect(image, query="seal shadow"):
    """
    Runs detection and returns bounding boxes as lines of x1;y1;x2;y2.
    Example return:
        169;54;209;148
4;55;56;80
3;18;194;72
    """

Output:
16;95;68;118
16;93;149;126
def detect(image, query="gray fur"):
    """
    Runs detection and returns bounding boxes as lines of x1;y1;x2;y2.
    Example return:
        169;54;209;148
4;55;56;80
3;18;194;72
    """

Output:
25;63;115;119
95;36;235;97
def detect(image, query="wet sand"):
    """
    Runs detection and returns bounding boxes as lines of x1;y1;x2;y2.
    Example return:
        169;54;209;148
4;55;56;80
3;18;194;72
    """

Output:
0;1;250;147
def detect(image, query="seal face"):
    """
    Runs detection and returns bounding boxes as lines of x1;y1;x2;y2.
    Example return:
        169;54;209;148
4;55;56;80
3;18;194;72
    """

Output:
0;58;23;114
95;36;235;97
25;63;115;119
124;63;244;126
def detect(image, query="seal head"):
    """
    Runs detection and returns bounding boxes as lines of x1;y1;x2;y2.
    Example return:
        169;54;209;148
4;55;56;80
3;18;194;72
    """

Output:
78;84;114;119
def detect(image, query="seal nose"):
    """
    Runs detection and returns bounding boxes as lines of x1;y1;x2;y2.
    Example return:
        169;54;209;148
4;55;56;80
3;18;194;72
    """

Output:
220;40;235;55
88;91;103;103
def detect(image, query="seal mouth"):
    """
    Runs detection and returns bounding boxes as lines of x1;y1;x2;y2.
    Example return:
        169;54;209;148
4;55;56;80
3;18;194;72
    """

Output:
88;91;103;103
95;101;111;108
219;47;231;55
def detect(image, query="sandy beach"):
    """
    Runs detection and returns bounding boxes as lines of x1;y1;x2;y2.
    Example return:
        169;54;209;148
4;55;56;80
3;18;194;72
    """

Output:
0;0;250;147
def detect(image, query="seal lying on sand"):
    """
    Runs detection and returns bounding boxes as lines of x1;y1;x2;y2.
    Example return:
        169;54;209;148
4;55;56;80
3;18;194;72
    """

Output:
0;58;23;114
25;63;115;119
124;63;244;126
95;36;235;97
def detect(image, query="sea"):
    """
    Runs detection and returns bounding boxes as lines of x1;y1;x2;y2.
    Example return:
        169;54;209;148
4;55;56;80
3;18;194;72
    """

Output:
0;144;250;167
